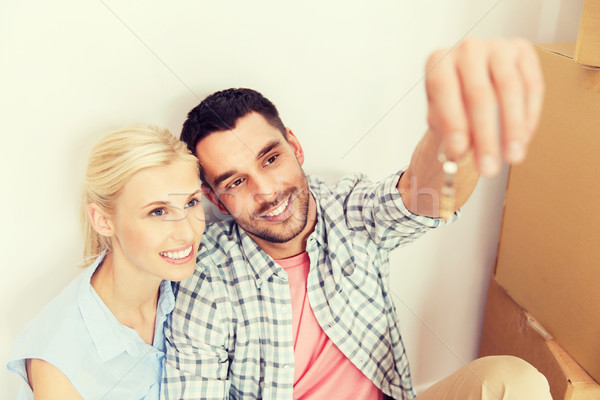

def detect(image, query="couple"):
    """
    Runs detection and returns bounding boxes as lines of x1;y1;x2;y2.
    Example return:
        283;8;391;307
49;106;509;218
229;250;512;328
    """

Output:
8;38;552;399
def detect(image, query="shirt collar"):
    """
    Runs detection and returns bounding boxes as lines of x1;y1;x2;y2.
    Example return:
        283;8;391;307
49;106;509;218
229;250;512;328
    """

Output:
157;280;175;319
305;176;354;278
78;252;126;361
235;179;327;288
236;226;283;289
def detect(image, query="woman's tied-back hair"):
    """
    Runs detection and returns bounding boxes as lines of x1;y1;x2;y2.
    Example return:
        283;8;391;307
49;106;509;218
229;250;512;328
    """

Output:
80;125;199;264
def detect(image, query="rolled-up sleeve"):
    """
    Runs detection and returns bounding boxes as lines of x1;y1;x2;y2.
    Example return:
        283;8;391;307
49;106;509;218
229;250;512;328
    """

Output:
337;170;458;250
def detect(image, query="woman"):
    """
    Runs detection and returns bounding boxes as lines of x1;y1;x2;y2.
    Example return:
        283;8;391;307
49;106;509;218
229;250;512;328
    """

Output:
7;125;205;399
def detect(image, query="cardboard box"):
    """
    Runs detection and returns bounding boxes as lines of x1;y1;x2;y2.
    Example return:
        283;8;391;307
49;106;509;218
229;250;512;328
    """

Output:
493;3;600;382
575;0;600;66
480;278;600;400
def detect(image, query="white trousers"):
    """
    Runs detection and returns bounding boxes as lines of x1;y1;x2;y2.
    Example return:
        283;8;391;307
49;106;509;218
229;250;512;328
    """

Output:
415;356;552;400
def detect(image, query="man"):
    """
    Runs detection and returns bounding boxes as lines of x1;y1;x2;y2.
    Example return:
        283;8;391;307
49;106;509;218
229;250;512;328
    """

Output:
163;38;551;399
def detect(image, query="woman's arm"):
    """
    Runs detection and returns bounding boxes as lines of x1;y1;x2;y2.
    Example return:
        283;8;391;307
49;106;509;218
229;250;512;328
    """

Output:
26;359;83;400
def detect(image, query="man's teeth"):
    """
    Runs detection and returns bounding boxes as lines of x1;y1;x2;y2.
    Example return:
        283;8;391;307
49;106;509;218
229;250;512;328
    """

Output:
160;246;192;260
266;198;289;217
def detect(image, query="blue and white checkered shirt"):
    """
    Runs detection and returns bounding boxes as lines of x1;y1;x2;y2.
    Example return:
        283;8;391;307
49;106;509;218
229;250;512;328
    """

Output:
162;171;447;400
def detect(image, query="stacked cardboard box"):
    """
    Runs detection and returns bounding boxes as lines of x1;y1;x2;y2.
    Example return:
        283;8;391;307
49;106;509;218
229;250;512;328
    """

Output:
480;279;600;400
479;2;600;399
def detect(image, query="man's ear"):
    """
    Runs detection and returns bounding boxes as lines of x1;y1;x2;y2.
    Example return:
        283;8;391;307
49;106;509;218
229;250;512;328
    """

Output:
202;183;230;215
87;203;114;237
286;128;304;166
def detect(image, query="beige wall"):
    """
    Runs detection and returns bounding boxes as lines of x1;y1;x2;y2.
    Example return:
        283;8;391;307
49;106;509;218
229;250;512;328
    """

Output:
0;0;584;396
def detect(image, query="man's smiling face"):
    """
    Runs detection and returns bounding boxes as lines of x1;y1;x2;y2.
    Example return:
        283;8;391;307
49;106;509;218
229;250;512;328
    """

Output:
197;111;311;246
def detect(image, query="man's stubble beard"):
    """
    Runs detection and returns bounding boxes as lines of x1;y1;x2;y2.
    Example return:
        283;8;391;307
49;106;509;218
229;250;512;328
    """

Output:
233;179;311;244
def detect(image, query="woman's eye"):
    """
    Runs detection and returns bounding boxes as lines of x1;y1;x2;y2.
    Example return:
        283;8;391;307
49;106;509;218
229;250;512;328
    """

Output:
149;208;166;217
185;198;200;208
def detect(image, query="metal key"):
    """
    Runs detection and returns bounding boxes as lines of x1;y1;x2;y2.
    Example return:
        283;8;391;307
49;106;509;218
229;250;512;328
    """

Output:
438;149;458;221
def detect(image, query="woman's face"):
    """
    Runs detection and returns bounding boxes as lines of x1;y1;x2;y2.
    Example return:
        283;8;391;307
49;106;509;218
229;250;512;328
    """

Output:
108;159;205;283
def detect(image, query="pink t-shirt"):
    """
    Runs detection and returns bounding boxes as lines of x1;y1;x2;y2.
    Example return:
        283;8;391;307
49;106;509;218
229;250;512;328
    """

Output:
275;252;384;400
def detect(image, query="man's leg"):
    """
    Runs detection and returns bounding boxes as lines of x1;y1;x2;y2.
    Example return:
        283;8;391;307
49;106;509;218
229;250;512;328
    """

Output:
415;356;551;400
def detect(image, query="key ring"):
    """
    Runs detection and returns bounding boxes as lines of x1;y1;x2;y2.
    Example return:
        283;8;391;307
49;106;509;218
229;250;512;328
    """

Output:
438;144;458;221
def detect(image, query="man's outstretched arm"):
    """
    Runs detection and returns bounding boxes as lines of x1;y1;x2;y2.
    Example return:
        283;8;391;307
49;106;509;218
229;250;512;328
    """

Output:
398;38;545;218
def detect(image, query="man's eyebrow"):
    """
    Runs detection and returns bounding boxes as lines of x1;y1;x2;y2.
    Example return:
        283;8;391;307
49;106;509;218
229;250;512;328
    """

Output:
212;140;282;188
256;140;281;161
213;170;237;188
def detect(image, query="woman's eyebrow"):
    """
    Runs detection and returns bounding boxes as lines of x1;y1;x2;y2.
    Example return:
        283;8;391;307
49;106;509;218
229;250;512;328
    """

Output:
141;190;202;208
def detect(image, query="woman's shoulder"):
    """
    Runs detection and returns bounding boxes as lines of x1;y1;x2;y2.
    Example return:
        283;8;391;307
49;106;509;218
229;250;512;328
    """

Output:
8;252;165;399
7;260;99;383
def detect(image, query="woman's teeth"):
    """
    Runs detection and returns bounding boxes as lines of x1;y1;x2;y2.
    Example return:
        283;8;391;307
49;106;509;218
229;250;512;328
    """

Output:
266;197;289;217
160;246;192;260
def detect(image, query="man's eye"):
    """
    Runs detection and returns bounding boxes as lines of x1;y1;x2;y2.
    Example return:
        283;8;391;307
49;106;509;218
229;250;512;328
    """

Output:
149;208;166;217
265;155;278;166
185;198;200;208
229;178;245;189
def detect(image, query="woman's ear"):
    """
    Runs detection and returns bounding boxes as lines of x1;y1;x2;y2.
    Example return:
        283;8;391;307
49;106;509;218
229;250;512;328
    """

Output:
87;203;114;237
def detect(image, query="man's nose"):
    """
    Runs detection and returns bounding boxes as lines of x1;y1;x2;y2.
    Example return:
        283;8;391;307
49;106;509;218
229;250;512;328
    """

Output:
252;174;279;203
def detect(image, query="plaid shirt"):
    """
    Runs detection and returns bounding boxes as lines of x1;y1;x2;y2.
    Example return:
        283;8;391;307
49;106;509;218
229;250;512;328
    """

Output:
162;171;447;400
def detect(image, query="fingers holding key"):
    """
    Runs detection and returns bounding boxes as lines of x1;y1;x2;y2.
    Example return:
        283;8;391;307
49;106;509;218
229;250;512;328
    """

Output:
425;38;545;177
425;47;471;162
458;38;502;176
517;39;545;143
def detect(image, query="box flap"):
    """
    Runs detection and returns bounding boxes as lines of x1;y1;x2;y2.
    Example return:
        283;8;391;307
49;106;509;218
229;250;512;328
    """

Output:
480;278;600;400
575;0;600;67
537;43;575;60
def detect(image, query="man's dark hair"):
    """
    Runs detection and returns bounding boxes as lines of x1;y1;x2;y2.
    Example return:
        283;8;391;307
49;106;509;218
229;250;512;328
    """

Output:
181;88;287;156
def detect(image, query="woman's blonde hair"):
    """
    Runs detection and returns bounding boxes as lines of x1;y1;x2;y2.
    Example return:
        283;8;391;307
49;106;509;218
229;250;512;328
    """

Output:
81;125;199;263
